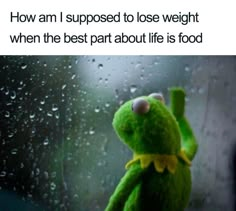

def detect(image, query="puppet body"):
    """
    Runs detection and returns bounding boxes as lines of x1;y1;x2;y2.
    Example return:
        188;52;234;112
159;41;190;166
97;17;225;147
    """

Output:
105;88;198;211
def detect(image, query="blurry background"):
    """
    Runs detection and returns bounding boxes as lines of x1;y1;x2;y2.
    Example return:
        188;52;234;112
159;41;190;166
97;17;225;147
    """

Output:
0;56;235;211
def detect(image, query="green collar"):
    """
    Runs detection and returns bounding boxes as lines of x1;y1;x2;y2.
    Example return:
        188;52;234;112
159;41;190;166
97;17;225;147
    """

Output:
125;149;191;174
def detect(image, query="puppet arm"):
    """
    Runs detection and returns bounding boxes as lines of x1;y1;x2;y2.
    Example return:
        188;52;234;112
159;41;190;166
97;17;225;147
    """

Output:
170;87;198;161
105;163;143;211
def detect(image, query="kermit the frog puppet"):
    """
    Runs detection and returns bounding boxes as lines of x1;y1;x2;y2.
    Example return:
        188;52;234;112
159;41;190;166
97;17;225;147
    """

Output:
105;87;198;211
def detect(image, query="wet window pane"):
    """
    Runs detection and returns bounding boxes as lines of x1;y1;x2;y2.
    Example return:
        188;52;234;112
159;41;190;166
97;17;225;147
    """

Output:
0;56;236;211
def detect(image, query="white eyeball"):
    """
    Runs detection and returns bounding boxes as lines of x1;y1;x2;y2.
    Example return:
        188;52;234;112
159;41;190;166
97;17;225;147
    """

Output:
132;98;150;114
149;93;165;104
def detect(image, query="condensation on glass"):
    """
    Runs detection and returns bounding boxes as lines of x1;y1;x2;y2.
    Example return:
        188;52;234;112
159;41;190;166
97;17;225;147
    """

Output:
0;56;235;211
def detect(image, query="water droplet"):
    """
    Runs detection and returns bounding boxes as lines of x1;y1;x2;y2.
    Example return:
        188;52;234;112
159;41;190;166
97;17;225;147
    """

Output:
44;171;49;179
68;64;72;69
47;112;53;117
10;91;16;99
31;126;36;134
43;62;47;67
105;103;110;107
92;58;96;63
8;132;14;138
153;60;160;65
98;77;103;83
0;171;6;177
115;89;119;98
5;111;10;118
11;148;18;155
71;74;76;80
50;182;56;191
130;85;137;93
35;168;40;176
4;88;9;95
20;163;24;168
185;65;190;72
98;64;103;69
55;112;60;119
21;63;27;70
94;106;100;113
29;113;35;119
73;194;79;199
89;128;95;135
190;87;196;93
198;87;204;94
52;104;58;111
62;84;67;90
51;172;56;178
40;100;45;105
119;100;124;105
43;137;49;145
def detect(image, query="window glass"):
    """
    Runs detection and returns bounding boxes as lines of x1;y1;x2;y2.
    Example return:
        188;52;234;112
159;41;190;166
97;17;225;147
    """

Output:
0;56;235;211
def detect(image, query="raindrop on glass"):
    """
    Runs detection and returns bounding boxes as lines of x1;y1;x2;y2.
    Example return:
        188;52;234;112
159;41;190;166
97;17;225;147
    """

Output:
47;112;53;117
98;77;103;83
130;85;137;93
31;126;36;134
55;113;60;119
40;100;45;105
44;171;49;179
98;64;103;70
5;111;10;118
43;137;49;146
8;132;14;138
4;88;9;95
62;84;67;90
94;106;100;113
21;63;27;70
51;172;56;178
35;168;40;176
135;63;142;70
50;182;56;190
30;113;35;119
52;104;58;112
185;65;190;72
73;194;79;199
0;171;6;177
89;128;95;135
10;91;16;99
198;87;204;94
11;148;18;155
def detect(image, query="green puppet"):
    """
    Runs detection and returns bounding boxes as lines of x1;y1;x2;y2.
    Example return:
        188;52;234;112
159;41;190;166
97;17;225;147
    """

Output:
105;87;198;211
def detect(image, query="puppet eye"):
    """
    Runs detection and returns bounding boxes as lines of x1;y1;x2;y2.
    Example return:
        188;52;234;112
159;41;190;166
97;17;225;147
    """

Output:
132;98;150;114
149;93;165;103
